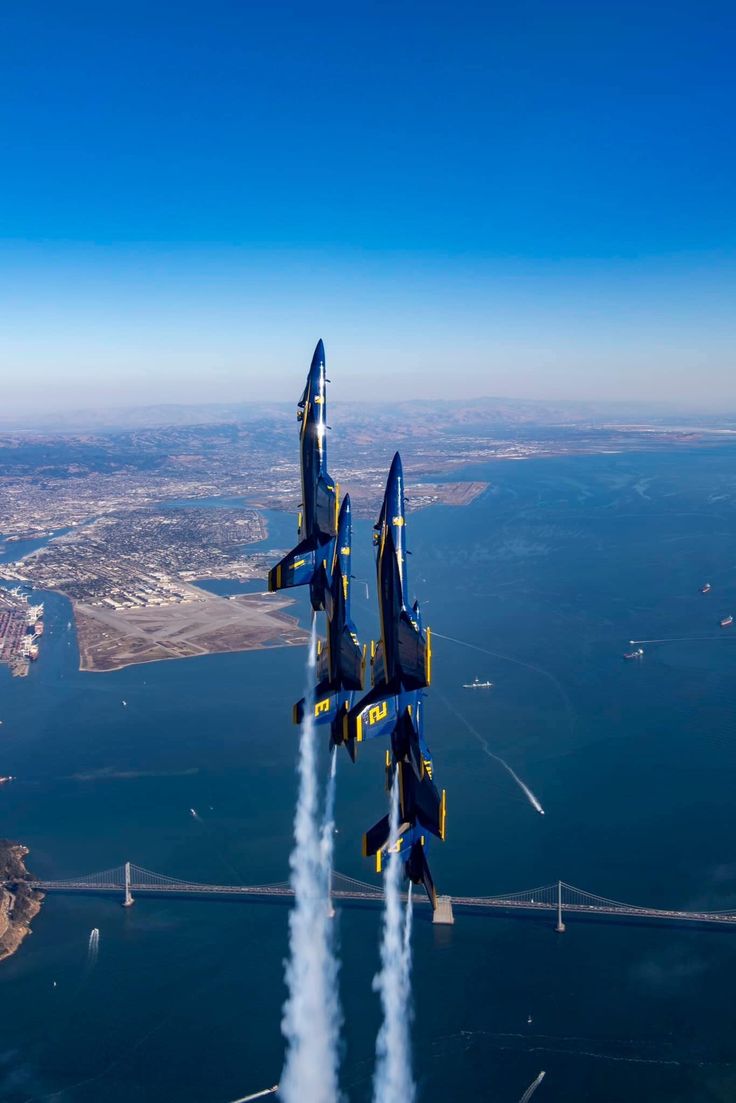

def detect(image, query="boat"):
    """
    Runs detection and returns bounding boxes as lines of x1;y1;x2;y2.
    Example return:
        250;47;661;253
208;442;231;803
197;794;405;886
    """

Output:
720;615;733;628
701;583;712;593
0;776;15;785
462;677;494;689
624;648;644;660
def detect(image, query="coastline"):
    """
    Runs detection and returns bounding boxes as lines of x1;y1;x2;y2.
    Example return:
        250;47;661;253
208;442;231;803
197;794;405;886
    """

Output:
0;843;44;963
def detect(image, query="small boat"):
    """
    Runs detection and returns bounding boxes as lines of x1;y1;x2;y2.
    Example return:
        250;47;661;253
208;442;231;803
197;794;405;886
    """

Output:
463;677;494;689
701;583;712;593
623;648;644;660
527;1014;533;1024
121;700;127;708
720;615;733;628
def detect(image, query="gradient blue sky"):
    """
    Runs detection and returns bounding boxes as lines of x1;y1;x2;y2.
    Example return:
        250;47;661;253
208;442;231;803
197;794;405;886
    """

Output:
1;1;734;413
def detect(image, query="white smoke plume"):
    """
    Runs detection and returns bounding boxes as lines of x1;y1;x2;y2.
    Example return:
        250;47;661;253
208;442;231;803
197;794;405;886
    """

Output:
280;622;342;1103
372;776;415;1103
321;747;338;909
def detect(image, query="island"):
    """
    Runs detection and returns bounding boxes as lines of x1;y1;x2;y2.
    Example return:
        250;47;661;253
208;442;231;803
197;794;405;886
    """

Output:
0;842;44;962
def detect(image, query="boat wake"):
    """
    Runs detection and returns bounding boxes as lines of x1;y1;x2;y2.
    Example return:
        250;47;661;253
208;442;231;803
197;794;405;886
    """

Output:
439;692;545;815
87;927;100;966
519;1070;546;1102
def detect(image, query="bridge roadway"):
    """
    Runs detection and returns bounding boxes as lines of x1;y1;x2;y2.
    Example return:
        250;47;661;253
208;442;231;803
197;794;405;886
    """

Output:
22;866;736;929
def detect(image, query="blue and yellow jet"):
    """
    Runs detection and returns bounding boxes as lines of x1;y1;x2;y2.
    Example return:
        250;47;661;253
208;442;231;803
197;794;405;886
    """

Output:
344;452;446;907
268;339;339;611
294;494;365;759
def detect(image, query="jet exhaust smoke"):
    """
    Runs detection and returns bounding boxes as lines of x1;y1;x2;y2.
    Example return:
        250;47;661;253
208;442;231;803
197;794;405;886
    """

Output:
280;621;342;1103
372;777;415;1103
321;747;338;911
439;692;545;815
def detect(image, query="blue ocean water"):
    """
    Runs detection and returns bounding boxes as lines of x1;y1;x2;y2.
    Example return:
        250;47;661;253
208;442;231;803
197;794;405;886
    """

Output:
1;450;736;1102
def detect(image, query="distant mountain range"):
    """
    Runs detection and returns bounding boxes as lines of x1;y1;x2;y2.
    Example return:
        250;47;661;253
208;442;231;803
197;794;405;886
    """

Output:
3;396;735;433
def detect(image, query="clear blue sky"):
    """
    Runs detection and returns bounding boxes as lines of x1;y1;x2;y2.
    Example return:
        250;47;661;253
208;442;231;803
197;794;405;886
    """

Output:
1;1;734;413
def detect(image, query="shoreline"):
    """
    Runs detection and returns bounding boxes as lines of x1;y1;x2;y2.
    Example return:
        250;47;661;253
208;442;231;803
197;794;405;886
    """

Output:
0;843;44;963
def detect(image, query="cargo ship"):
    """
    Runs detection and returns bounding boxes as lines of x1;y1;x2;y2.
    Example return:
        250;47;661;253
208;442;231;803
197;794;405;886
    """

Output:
462;677;494;688
720;615;733;628
701;582;712;593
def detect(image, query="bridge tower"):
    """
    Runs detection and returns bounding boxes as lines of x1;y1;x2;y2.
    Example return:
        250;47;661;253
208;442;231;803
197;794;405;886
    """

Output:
555;880;565;933
122;861;135;908
433;894;455;925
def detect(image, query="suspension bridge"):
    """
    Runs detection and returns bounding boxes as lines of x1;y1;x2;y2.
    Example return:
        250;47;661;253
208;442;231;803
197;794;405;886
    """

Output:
18;862;736;930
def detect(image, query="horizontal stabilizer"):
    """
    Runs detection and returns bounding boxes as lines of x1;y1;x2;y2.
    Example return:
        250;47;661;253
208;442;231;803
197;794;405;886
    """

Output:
294;690;356;761
344;684;398;745
268;538;317;594
363;814;390;858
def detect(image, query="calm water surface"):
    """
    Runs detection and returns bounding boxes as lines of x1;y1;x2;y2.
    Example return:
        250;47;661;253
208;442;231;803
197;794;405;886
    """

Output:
1;452;736;1102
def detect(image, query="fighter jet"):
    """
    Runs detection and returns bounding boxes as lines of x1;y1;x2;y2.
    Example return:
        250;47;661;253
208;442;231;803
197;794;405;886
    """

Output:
343;452;446;906
268;340;338;611
294;494;365;759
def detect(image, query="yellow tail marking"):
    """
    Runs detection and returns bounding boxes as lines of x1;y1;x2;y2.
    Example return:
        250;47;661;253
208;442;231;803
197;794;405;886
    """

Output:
368;700;388;726
440;788;447;841
375;849;383;873
426;625;432;685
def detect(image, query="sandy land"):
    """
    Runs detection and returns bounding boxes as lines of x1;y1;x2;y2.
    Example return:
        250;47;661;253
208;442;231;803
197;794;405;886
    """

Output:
74;585;308;672
0;844;44;963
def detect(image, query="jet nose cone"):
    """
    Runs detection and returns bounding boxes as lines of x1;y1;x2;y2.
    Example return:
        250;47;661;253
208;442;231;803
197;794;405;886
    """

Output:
310;339;326;373
388;451;403;483
340;493;351;518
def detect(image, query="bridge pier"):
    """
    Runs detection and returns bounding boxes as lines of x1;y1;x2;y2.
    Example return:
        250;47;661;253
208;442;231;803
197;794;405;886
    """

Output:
433;895;455;925
555;880;565;932
122;861;135;908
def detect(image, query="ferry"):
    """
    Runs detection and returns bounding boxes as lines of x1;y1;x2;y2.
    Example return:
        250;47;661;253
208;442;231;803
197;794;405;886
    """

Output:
720;615;733;628
624;648;644;660
462;677;494;689
701;582;712;593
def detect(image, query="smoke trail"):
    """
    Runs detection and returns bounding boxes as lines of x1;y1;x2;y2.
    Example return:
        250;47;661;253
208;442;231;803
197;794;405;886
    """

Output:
321;748;338;912
280;622;342;1103
87;928;99;967
439;691;545;815
519;1070;546;1102
372;778;415;1103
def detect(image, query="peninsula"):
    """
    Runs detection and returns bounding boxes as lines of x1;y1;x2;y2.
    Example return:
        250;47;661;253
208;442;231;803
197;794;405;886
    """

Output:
0;842;43;962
